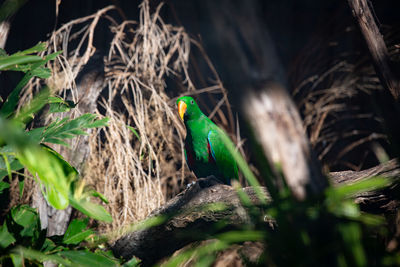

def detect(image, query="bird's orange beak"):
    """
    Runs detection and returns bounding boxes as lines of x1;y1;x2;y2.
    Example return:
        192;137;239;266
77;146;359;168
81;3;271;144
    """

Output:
178;101;187;121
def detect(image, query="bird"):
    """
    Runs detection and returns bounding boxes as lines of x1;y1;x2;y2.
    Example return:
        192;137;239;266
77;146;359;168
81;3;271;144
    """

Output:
176;96;238;185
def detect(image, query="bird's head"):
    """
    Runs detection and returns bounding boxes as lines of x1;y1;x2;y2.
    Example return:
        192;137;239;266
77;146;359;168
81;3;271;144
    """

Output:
176;96;202;122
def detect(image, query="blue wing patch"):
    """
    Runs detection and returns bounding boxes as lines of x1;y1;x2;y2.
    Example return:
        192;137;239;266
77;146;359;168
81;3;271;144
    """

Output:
207;130;217;162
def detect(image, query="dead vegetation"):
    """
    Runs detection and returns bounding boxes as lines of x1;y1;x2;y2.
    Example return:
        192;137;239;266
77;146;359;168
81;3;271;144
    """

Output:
7;0;398;258
11;1;237;234
291;26;400;171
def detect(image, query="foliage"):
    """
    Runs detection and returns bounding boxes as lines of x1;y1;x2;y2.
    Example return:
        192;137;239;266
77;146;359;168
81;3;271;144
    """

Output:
0;43;116;265
0;205;123;266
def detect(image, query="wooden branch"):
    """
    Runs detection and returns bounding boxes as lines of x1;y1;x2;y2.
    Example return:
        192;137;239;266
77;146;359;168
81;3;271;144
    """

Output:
112;160;400;265
329;158;400;212
347;0;400;99
112;177;271;266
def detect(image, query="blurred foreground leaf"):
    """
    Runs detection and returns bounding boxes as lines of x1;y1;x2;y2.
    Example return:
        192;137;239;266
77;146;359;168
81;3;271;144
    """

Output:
69;197;112;223
0;223;16;248
58;250;118;267
0;117;72;209
63;218;94;245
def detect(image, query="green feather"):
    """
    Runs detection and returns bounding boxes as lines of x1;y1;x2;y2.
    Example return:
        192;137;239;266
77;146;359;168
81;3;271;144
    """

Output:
177;96;238;184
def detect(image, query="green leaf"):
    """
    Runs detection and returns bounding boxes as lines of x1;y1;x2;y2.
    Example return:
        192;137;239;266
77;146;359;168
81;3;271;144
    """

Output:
1;153;12;180
63;229;94;245
0;55;42;70
0;223;16;248
338;222;366;266
40;238;57;253
0;117;73;210
18;145;71;209
44;50;62;61
40;144;79;177
127;125;140;140
26;127;45;143
326;176;391;200
48;96;76;114
43;137;69;146
41;114;109;146
13;87;50;124
90;189;109;204
18;176;24;198
13;42;47;56
0;70;39;118
10;253;24;267
0;0;27;22
12;247;70;266
215;230;265;243
217;128;267;204
0;71;32;118
69;197;112;223
31;65;51;79
0;48;7;57
0;181;10;193
85;117;109;128
0;157;24;181
0;48;60;118
163;240;228;267
49;103;71;113
195;253;216;267
58;250;118;267
45;186;69;210
11;205;39;237
123;257;141;267
63;218;94;245
11;205;37;228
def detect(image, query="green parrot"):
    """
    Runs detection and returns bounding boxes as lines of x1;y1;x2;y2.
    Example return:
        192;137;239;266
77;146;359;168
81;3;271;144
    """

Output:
176;96;238;185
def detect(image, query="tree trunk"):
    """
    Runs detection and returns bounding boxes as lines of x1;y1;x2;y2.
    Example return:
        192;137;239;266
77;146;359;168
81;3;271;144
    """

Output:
198;0;327;200
32;61;105;237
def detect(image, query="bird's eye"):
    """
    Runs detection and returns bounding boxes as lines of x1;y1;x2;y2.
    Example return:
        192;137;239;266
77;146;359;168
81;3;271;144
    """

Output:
191;100;194;104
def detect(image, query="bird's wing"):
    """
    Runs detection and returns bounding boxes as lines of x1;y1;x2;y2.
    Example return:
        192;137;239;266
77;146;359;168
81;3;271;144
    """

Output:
207;129;238;181
184;146;194;171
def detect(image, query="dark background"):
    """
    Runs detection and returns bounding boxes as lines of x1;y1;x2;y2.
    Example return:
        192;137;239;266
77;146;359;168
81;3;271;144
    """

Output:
4;0;400;69
2;0;400;171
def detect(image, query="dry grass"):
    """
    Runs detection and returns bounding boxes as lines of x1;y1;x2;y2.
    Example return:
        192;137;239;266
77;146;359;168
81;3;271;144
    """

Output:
293;59;385;170
13;0;240;235
291;25;400;171
84;1;194;232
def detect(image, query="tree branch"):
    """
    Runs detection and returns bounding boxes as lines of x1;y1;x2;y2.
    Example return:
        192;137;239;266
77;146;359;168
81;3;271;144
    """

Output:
112;159;400;265
347;0;400;99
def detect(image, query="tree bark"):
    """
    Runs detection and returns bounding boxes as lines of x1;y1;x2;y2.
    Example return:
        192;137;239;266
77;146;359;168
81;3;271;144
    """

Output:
199;0;327;200
112;159;400;265
347;0;400;100
0;20;11;49
243;82;328;200
32;60;105;237
0;0;27;49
